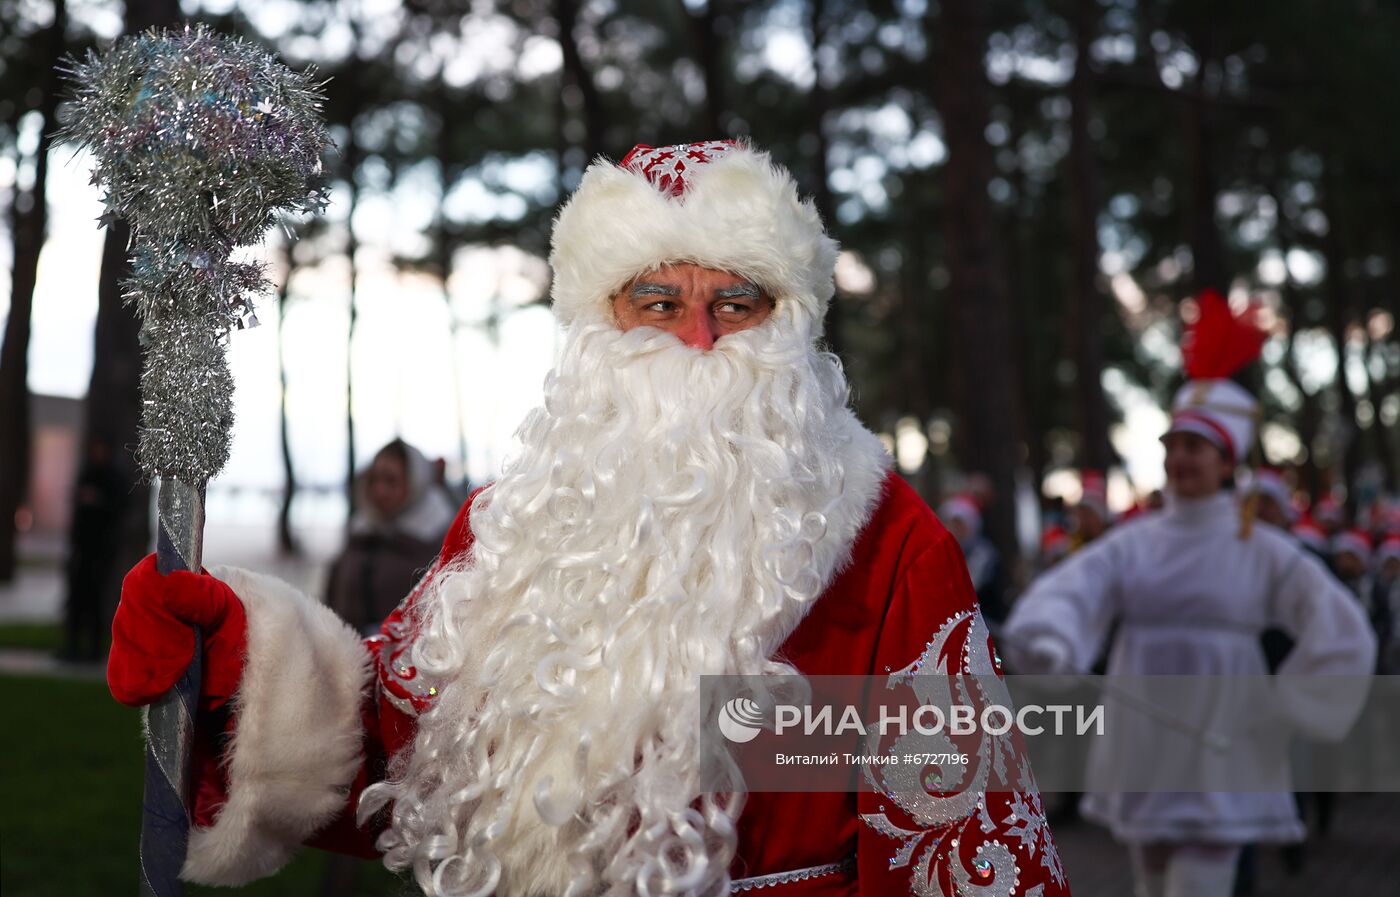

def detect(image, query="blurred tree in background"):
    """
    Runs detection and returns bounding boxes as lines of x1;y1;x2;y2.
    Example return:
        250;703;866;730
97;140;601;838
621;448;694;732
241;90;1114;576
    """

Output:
2;0;1398;595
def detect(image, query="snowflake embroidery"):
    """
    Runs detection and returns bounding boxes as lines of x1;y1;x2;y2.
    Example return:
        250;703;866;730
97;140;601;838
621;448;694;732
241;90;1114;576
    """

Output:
1001;757;1066;887
1003;790;1044;859
619;140;737;196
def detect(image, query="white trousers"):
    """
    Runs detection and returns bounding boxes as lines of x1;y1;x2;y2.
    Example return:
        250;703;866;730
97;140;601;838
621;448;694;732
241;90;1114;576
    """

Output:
1128;844;1241;897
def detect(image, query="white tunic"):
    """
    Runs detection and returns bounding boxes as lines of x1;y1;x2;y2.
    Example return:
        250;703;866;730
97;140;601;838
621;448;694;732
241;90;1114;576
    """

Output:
1005;491;1377;844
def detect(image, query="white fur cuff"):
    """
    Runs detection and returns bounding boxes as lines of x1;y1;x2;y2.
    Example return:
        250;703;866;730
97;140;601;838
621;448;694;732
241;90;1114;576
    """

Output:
181;565;372;886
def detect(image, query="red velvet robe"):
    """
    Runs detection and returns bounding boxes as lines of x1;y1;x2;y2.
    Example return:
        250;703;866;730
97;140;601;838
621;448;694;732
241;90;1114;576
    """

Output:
200;470;1071;896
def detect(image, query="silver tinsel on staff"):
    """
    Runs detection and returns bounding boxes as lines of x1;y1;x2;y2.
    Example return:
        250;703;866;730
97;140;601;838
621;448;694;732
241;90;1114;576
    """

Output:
60;24;330;896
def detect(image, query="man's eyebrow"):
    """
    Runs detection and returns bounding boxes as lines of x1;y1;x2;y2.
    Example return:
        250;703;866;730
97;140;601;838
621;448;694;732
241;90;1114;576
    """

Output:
715;282;762;300
629;281;682;298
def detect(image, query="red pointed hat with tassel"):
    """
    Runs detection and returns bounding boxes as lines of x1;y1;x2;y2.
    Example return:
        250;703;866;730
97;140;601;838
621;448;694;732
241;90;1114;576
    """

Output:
1163;289;1269;463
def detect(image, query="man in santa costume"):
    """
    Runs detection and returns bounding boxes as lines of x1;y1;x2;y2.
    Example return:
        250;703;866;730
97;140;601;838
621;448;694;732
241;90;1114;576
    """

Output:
108;141;1071;897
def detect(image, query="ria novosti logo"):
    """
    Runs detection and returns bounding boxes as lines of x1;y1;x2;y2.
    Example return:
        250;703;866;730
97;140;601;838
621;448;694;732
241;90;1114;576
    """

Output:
718;698;1104;742
717;697;767;743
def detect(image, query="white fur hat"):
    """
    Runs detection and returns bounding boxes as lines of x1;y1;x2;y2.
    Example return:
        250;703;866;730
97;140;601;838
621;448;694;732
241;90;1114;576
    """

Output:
547;140;839;338
938;495;983;534
1164;378;1259;464
1293;518;1328;553
1332;528;1372;563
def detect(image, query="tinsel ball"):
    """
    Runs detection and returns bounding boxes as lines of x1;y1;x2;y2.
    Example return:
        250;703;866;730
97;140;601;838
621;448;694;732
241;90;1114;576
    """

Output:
61;24;330;246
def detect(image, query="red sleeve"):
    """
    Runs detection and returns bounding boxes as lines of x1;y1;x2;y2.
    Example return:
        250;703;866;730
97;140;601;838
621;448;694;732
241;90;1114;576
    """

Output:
306;488;484;857
856;530;1072;896
192;491;485;859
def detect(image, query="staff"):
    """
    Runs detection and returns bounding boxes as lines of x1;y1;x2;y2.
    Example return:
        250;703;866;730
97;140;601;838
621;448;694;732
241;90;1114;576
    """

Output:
60;25;330;895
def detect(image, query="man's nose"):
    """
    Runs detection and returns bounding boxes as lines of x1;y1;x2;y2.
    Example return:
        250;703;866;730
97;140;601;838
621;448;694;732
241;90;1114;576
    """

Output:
675;310;719;350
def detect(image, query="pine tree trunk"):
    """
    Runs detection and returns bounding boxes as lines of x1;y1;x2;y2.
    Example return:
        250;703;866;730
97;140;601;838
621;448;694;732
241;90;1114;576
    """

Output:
899;214;936;498
680;0;725;137
1321;176;1363;513
1184;30;1227;294
342;27;365;523
807;0;842;359
0;0;66;582
1269;183;1324;500
431;91;470;483
1363;331;1398;491
276;257;300;556
935;0;1024;569
126;0;181;33
345;175;360;521
557;0;604;163
1067;0;1113;472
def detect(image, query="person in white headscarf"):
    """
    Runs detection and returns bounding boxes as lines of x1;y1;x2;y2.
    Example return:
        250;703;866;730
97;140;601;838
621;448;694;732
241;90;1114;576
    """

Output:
325;439;457;635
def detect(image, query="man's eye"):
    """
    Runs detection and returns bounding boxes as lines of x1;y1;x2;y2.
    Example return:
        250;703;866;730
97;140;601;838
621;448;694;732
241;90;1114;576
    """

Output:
644;300;677;313
716;302;751;315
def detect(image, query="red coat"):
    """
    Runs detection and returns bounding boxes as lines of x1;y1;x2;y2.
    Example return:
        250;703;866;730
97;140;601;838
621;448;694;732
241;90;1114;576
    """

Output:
190;471;1072;895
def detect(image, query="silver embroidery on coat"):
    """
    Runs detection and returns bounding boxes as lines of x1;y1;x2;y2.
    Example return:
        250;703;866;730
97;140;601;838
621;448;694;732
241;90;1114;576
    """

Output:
730;855;856;891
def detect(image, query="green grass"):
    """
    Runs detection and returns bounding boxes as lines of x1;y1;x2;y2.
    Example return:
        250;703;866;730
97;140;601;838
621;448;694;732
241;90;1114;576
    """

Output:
0;674;411;896
0;623;64;653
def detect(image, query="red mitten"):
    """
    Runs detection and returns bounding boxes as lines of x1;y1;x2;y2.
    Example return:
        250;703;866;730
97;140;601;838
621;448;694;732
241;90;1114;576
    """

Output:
108;554;248;710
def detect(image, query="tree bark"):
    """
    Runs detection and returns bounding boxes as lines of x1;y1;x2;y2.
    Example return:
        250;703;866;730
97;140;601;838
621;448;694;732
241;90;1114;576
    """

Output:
556;0;604;163
934;0;1024;569
807;0;843;359
1268;183;1324;499
1004;113;1050;501
342;24;366;523
679;0;725;137
1183;29;1227;294
69;221;149;647
1066;0;1114;473
344;179;360;520
433;92;470;484
1320;174;1362;514
125;0;180;32
276;255;300;556
1363;330;1398;491
0;0;66;581
899;211;936;499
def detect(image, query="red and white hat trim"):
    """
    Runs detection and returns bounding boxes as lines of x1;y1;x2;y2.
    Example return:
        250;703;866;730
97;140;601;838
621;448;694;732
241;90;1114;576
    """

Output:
1313;495;1344;526
1077;470;1110;519
938;495;982;533
1292;517;1328;553
1246;467;1297;524
1332;528;1372;562
1163;379;1257;463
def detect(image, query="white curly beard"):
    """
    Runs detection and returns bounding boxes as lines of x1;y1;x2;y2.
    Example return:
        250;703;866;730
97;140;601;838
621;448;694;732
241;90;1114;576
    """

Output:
360;318;889;897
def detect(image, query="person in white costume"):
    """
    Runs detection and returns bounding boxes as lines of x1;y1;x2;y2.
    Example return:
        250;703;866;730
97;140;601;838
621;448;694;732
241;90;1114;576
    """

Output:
1004;290;1377;897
